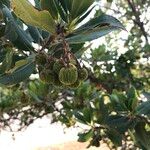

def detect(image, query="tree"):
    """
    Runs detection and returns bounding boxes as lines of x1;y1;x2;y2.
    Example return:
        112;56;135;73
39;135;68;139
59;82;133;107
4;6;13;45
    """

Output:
0;0;149;149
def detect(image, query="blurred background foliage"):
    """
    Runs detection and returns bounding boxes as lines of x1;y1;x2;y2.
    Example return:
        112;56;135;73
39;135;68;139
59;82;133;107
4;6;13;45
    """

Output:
0;0;150;149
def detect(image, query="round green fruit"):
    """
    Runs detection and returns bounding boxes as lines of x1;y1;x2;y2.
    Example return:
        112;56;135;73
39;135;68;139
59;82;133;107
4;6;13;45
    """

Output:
35;52;47;65
68;80;81;89
53;79;63;87
59;64;78;85
52;74;63;87
78;68;88;81
53;60;64;74
39;70;55;84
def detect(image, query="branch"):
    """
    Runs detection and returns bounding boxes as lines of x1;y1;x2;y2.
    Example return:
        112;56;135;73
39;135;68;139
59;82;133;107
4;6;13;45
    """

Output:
127;0;149;43
39;35;55;52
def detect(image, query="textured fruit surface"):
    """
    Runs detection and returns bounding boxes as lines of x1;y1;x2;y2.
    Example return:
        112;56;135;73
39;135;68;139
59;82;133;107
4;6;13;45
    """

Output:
35;53;47;65
39;70;55;84
53;79;63;87
59;64;78;85
78;68;88;81
53;60;64;73
68;80;81;89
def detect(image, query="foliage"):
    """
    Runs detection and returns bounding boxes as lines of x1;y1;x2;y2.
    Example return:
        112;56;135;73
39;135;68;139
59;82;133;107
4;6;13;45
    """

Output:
0;0;149;149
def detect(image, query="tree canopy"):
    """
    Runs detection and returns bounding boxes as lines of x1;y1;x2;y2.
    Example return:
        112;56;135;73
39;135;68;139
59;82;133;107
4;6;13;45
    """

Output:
0;0;149;149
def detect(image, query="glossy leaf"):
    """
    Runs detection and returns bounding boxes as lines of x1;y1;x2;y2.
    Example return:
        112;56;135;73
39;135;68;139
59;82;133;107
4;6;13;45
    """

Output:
134;122;150;150
9;59;28;73
82;107;92;123
105;115;135;133
136;100;150;117
110;91;128;111
78;129;93;142
0;48;13;74
0;61;35;86
67;14;125;43
11;0;56;33
2;5;34;51
70;0;94;19
74;111;87;124
76;6;95;24
127;86;139;111
27;25;43;43
61;0;72;12
107;129;122;146
58;0;71;13
101;99;109;120
40;0;58;20
54;0;68;22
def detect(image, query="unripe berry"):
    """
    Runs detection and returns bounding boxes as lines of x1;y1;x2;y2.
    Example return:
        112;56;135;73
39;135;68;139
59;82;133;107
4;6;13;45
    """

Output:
59;64;78;85
78;68;88;81
35;52;47;65
53;60;64;74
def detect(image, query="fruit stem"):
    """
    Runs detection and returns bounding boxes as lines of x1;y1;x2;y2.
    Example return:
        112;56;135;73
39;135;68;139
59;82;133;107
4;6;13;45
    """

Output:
61;35;70;67
39;35;55;52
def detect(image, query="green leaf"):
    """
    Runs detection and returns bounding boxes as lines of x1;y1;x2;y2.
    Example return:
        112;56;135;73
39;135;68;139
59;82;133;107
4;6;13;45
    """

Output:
9;59;28;73
28;89;42;102
0;0;10;7
27;25;43;43
0;61;35;86
67;14;125;43
98;97;108;123
74;111;87;124
76;6;95;24
4;21;18;41
127;86;139;111
58;0;70;13
92;45;106;59
2;5;34;51
110;91;128;111
11;0;56;33
106;115;129;127
61;101;72;109
78;129;93;142
107;129;122;146
105;115;135;133
82;107;92;123
40;0;58;20
70;43;84;54
134;122;150;150
70;0;94;19
0;48;13;74
136;100;150;117
54;0;68;22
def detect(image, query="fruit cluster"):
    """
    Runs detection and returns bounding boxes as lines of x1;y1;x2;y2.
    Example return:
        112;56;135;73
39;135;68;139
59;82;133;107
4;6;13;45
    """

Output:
35;52;88;88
